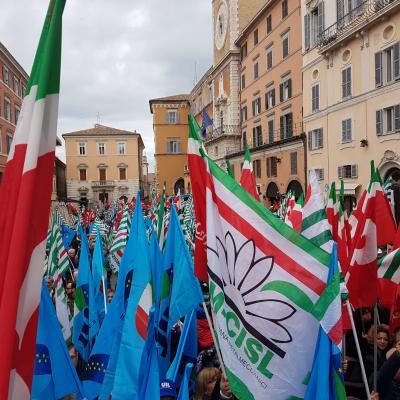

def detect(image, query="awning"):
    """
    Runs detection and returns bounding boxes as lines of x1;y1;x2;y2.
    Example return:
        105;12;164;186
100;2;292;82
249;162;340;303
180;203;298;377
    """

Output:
335;183;361;195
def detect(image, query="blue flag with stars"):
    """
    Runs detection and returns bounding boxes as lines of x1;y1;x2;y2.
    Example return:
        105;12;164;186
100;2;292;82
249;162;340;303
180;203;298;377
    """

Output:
73;226;99;362
201;110;213;139
32;282;85;400
92;228;107;324
61;223;76;250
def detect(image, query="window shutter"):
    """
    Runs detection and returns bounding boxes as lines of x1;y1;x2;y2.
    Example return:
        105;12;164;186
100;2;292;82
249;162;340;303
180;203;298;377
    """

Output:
279;83;284;102
395;104;400;131
176;112;180;124
342;69;347;98
308;131;312;150
280;116;284;139
252;100;256;116
338;166;343;179
394;43;400;80
341;120;346;142
304;14;310;50
375;52;383;87
265;93;269;110
272;88;276;106
252;127;256;146
376;109;383;135
267;157;271;177
351;164;358;178
287;113;293;137
165;111;169;123
318;128;323;149
288;79;292;98
337;0;344;27
317;1;325;39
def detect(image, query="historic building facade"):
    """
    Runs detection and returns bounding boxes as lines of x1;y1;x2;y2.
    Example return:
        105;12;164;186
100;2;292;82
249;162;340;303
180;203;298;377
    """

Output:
63;124;145;203
302;0;400;216
149;95;191;196
226;0;305;205
0;42;28;182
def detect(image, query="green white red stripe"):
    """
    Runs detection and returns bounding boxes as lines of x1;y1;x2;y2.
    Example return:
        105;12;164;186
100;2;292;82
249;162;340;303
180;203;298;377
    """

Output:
378;248;400;283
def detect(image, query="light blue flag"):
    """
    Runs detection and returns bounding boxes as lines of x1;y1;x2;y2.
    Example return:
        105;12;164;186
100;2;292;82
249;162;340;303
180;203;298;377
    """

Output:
166;205;203;332
110;192;153;399
83;195;144;400
61;223;76;250
73;226;99;362
32;282;85;400
137;309;160;399
92;228;106;324
167;309;197;387
178;363;193;400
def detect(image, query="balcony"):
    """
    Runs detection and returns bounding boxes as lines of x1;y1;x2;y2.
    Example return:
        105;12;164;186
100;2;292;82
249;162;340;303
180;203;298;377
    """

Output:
204;124;241;143
226;123;305;157
91;180;115;188
318;0;400;51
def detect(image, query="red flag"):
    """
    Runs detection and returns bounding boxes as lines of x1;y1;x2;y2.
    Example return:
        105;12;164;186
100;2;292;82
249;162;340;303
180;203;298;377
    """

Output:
239;144;259;201
0;1;65;397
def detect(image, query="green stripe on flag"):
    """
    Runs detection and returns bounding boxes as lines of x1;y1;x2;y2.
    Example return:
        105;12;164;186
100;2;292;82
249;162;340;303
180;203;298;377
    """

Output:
301;209;327;231
310;230;332;248
225;366;255;400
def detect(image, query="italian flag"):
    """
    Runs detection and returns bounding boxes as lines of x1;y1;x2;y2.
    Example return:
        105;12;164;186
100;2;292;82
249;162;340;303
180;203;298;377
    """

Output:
189;119;338;399
0;1;65;398
239;144;259;201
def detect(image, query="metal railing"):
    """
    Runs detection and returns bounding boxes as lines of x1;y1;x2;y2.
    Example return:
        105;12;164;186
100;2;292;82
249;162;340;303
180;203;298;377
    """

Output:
204;124;241;142
318;0;399;48
226;123;304;156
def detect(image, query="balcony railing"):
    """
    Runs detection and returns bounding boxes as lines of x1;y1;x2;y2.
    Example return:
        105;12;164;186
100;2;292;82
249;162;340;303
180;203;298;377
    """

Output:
318;0;399;49
204;124;241;142
91;180;115;187
226;123;304;156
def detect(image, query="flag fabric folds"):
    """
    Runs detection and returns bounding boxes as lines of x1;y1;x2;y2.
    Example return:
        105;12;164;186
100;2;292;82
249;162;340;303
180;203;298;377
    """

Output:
0;1;65;397
32;282;85;400
239;144;260;201
201;110;213;139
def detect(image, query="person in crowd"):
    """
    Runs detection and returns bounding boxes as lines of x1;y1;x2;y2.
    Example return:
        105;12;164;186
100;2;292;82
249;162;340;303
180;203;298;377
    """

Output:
66;280;75;315
107;288;115;303
160;379;177;400
68;344;85;379
194;367;234;400
67;248;79;269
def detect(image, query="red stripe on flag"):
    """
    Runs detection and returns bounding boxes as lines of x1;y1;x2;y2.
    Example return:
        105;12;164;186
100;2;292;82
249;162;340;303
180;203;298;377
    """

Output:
136;305;149;341
327;316;342;347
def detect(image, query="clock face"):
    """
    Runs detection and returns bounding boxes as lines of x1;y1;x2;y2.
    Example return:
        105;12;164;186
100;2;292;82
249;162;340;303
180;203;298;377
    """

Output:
215;1;228;50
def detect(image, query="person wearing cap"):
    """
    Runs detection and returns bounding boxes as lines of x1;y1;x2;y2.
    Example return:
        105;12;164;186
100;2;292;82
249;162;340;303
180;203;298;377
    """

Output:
160;379;177;400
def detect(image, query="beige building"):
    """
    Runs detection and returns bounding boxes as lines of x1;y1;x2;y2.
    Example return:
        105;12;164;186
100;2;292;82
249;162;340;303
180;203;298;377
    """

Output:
302;0;400;218
149;95;191;196
63;124;145;203
226;0;305;206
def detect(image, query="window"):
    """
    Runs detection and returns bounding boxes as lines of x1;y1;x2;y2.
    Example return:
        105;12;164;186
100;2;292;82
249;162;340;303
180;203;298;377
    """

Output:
282;32;289;59
98;142;105;155
280;112;293;139
241;73;246;90
342;119;352;143
240;106;248;122
338;164;358;179
2;66;9;86
290;152;297;174
267;157;278;177
118;142;126;155
79;168;87;181
308;128;324;150
267;116;275;143
375;43;400;87
252;125;262;147
99;168;107;182
253;160;261;178
376;104;400;135
167;138;181;153
4;97;11;122
254;29;259;46
314;168;324;181
266;46;273;70
166;110;179;124
242;131;247;149
311;84;319;112
282;0;288;18
13;78;20;96
265;86;275;109
304;2;325;49
14;106;20;124
78;142;86;155
252;97;261;116
337;0;365;26
280;76;292;102
342;66;352;99
241;42;248;60
6;133;12;155
254;61;259;80
119;167;127;180
267;15;272;33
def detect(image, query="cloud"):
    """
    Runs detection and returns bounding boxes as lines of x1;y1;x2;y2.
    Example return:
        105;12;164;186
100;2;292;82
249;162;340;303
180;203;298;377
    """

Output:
0;0;212;170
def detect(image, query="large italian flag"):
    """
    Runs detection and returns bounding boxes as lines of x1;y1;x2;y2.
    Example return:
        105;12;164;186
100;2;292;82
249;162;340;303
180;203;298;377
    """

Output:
189;120;336;399
0;1;65;398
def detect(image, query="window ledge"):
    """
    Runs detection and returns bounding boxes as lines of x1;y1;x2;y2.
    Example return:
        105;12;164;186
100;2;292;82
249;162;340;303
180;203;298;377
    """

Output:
338;141;355;149
378;131;400;142
309;149;323;154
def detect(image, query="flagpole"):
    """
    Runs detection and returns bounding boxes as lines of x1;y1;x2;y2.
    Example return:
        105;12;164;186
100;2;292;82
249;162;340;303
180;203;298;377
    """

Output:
201;302;227;378
346;300;371;400
373;303;378;392
102;275;108;315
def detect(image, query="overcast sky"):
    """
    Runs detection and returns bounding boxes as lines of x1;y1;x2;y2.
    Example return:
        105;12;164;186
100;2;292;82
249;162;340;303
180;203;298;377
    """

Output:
0;1;212;170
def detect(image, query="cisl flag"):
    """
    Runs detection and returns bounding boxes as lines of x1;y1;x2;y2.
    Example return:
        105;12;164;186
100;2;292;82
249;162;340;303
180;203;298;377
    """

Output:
0;1;65;398
189;129;336;399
